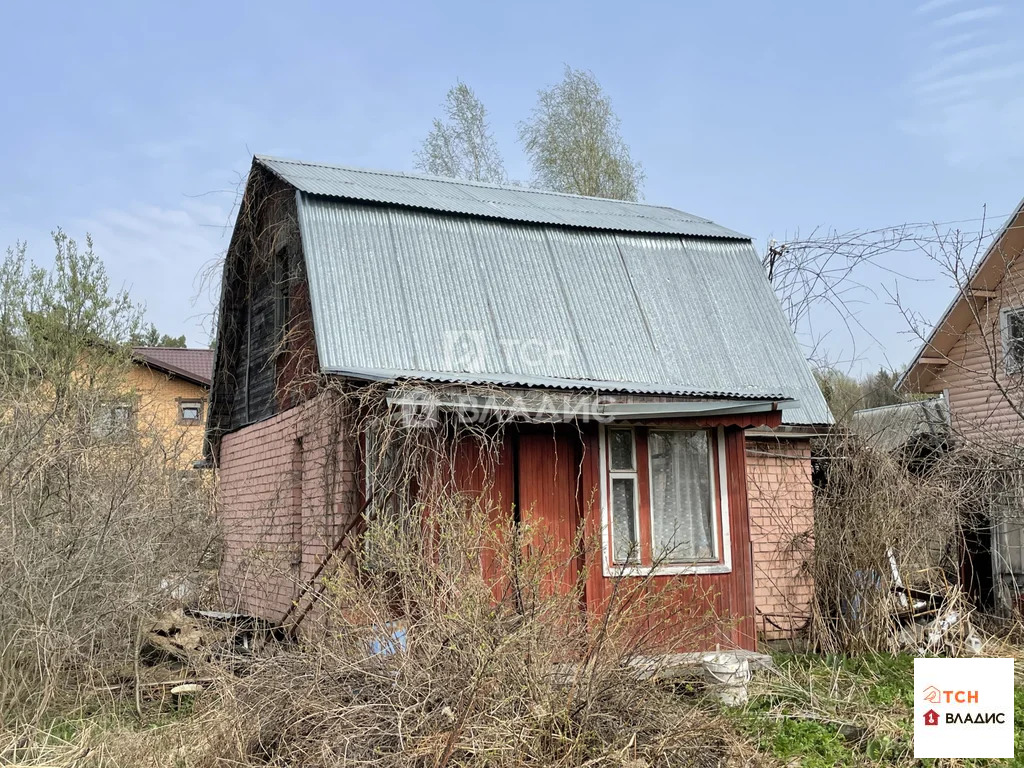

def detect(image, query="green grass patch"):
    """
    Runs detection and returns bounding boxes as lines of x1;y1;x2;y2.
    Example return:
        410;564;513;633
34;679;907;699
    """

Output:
728;652;1024;767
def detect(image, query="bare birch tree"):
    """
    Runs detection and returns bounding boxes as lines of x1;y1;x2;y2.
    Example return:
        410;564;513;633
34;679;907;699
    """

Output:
518;66;644;201
416;81;507;184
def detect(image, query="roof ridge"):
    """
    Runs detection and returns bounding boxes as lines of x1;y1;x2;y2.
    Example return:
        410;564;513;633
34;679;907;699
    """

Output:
853;396;944;416
253;154;702;219
132;346;212;352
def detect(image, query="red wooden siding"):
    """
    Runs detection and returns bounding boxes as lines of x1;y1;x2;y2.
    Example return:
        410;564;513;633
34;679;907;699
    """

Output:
450;434;516;600
517;431;582;597
448;421;761;652
578;424;757;651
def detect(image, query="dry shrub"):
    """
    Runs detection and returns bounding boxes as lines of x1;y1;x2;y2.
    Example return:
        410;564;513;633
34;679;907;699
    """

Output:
102;497;746;768
0;368;219;726
811;431;1024;653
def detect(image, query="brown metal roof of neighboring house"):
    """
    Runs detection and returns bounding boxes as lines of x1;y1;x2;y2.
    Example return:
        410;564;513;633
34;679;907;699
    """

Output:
132;347;214;387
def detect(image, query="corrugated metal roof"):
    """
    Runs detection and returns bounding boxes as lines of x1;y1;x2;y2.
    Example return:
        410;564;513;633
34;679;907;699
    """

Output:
258;155;747;239
295;193;832;425
852;398;950;451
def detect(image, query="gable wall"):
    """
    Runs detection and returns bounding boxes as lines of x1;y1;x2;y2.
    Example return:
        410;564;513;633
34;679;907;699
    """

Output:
210;168;318;455
921;251;1024;446
126;364;209;468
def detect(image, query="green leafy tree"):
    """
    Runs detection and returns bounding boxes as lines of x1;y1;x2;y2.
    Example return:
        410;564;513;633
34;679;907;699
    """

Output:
859;368;903;410
0;230;143;399
416;81;507;184
814;366;908;422
519;66;644;200
814;368;864;422
132;323;186;348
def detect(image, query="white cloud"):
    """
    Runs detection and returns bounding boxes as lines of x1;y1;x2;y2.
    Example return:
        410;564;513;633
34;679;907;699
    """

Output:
930;30;981;51
77;198;232;346
916;0;966;13
910;43;1009;85
932;5;1003;26
901;1;1024;166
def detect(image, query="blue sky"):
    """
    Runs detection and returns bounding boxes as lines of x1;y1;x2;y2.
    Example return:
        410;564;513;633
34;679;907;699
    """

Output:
2;0;1022;374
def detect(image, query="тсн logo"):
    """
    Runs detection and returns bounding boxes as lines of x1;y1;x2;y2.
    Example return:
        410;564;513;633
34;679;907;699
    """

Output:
921;685;978;704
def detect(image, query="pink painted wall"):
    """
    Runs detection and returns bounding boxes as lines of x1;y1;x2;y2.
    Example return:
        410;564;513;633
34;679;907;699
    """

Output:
218;392;357;620
745;435;815;640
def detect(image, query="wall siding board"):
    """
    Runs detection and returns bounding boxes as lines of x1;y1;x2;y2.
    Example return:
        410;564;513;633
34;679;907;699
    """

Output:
910;215;1024;444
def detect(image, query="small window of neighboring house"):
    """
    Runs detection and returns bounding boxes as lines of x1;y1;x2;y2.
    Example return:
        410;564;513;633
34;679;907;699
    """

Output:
92;402;134;438
1002;307;1024;374
178;399;204;425
604;426;724;574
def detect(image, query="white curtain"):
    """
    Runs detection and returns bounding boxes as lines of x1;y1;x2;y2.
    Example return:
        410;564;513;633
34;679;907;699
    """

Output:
611;477;638;563
649;431;713;561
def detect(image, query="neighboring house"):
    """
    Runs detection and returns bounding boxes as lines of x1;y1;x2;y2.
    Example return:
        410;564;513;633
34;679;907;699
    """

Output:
900;199;1024;608
207;155;832;650
128;346;214;466
899;198;1024;444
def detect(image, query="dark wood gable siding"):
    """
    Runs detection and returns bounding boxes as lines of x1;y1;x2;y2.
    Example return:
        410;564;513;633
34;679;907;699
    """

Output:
231;260;277;425
209;167;313;456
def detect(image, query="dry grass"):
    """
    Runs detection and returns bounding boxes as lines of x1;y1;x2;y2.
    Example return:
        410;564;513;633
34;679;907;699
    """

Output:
1;500;762;768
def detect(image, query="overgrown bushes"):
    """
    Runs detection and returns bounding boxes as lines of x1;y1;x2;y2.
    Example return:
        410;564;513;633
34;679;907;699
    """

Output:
810;431;1024;654
0;233;219;725
184;502;738;768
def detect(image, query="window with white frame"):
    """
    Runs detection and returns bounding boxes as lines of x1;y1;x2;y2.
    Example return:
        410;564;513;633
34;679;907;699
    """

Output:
607;428;640;563
603;426;721;571
1002;307;1024;374
178;399;204;425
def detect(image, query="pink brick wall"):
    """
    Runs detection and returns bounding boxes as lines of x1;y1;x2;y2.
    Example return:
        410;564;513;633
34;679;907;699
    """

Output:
745;436;815;639
218;392;357;620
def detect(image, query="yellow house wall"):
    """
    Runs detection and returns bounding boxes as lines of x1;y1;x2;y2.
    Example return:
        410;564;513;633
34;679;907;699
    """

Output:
126;364;208;466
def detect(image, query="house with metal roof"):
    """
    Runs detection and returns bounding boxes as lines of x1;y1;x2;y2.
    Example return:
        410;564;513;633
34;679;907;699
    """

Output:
208;155;831;649
899;196;1024;445
125;346;213;467
899;197;1024;610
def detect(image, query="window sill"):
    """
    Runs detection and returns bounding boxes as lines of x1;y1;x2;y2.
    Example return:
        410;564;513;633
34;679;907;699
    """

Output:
603;562;732;577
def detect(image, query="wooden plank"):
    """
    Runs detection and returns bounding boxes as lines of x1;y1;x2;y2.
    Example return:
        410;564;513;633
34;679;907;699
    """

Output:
517;431;579;597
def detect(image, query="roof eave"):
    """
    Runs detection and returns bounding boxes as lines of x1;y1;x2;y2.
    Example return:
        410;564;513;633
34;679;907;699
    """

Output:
132;355;212;388
898;195;1024;392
